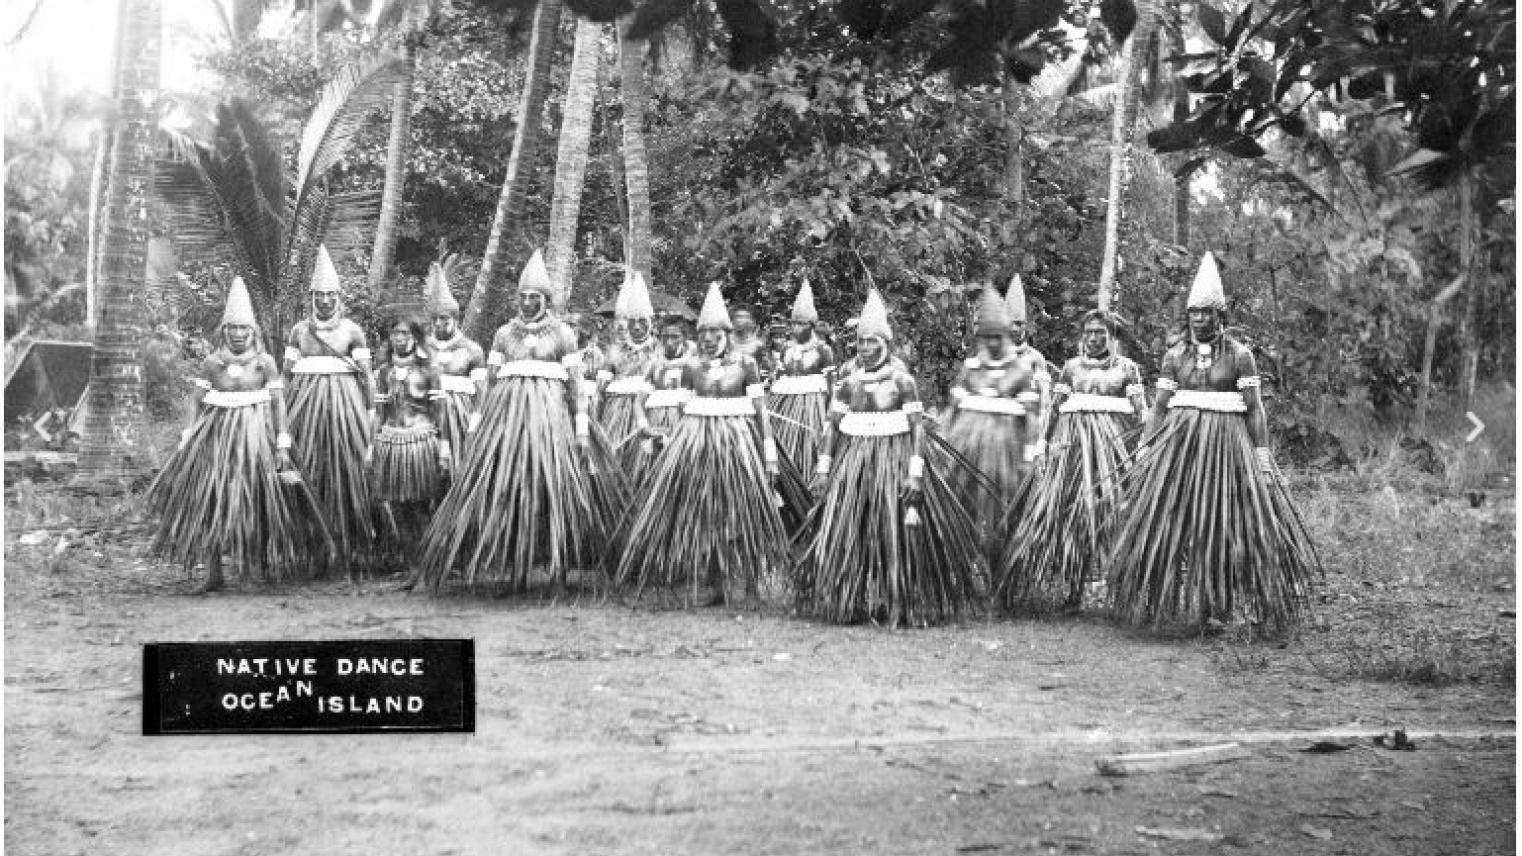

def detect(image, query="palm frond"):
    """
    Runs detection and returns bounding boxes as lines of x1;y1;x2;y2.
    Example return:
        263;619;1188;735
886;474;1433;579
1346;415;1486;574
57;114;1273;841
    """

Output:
294;53;410;203
154;132;238;269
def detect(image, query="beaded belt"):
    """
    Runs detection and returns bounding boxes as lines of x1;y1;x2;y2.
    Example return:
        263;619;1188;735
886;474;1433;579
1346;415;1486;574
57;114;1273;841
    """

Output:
645;388;692;409
497;360;568;382
290;355;354;375
606;376;654;396
770;374;829;395
959;395;1025;416
1168;390;1247;413
684;396;756;417
839;410;911;437
1059;393;1134;414
439;374;477;395
377;423;437;441
202;388;272;408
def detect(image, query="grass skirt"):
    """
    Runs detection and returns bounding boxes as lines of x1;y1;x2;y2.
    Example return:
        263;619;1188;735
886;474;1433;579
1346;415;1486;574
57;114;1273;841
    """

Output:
416;376;628;592
436;390;473;471
793;430;984;627
287;372;373;570
1107;409;1319;633
997;410;1132;612
146;402;330;582
768;389;828;478
615;412;795;602
371;424;443;502
598;392;647;476
943;408;1030;563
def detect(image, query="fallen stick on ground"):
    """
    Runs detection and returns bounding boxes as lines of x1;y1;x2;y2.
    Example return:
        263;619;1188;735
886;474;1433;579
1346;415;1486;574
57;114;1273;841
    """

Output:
1096;742;1248;776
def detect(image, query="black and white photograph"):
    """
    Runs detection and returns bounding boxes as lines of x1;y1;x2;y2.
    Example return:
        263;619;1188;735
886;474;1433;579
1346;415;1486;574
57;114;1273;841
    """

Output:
3;0;1515;852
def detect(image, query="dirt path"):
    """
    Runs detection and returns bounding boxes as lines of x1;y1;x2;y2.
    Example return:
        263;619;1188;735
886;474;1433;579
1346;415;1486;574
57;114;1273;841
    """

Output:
5;562;1514;856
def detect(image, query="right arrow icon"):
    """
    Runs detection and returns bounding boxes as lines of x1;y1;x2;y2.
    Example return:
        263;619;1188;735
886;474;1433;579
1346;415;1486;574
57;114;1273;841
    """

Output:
1466;411;1486;443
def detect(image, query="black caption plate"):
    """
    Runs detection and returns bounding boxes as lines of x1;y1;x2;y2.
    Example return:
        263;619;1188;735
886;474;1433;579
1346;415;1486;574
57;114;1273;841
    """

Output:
142;639;474;734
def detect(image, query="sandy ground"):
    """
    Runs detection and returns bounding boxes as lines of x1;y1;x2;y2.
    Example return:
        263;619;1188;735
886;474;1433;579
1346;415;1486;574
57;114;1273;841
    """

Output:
4;550;1515;856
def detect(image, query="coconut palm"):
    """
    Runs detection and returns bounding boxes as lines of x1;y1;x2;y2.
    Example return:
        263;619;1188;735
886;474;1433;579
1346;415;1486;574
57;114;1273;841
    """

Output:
154;55;409;355
617;12;653;280
542;15;606;310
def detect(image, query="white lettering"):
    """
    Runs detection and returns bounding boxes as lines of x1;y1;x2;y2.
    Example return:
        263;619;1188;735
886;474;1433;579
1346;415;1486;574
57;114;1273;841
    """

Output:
221;692;239;710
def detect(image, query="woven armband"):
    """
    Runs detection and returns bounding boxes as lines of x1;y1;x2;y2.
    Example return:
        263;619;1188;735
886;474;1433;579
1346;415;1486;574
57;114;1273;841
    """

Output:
469;367;488;383
438;440;452;459
746;383;766;399
815;454;833;475
596;369;614;383
192;378;213;390
276;432;293;450
265;379;285;391
762;437;778;464
1156;378;1178;391
351;348;371;363
830;400;850;415
1052;383;1073;396
373;393;391;404
574;412;590;436
1237;375;1261;390
1124;383;1144;398
283;346;301;363
903;401;924;415
950;387;969;401
560;352;584;369
487;351;505;367
907;455;925;478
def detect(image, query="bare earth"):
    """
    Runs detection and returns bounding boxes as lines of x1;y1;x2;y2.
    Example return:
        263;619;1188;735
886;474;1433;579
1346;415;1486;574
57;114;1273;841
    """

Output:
4;492;1516;856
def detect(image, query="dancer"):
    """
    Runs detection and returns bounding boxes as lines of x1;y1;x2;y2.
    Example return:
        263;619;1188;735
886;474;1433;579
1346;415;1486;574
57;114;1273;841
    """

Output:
424;258;486;471
416;250;627;593
795;288;985;627
1108;252;1318;632
369;314;450;569
146;277;331;591
595;271;662;473
729;302;774;380
617;283;798;607
283;245;374;574
998;309;1147;612
767;279;836;477
1005;275;1053;468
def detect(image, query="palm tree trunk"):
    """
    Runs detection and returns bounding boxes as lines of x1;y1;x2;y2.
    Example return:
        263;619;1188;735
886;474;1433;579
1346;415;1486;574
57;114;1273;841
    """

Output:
602;43;629;245
1170;0;1190;246
77;0;160;486
461;0;563;343
367;47;415;291
1001;66;1025;222
618;14;652;279
86;128;110;330
544;16;605;311
1456;168;1479;409
1096;0;1160;312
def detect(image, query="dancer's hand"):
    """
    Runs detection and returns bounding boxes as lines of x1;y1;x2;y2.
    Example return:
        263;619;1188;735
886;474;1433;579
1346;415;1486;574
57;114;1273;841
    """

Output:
466;411;482;434
364;444;374;465
178;427;192;450
276;449;294;472
903;478;924;508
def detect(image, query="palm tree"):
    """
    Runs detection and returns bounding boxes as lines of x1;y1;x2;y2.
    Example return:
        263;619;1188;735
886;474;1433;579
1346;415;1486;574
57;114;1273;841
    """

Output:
617;13;653;280
155;56;409;354
461;0;564;343
75;0;162;486
1095;0;1162;312
543;16;606;310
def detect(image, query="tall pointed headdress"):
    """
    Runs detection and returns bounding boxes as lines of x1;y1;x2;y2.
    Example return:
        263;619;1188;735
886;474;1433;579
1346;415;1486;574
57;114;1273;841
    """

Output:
221;275;258;329
857;287;893;341
1187;251;1226;310
697;281;733;330
790;278;819;323
518;249;554;297
617;270;655;320
975;283;1011;335
310;244;341;293
425;261;460;317
1004;274;1027;324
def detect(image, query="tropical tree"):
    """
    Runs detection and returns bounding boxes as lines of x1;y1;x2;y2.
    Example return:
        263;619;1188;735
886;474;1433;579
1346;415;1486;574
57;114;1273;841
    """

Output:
617;12;653;279
155;56;409;354
543;16;606;310
75;0;161;485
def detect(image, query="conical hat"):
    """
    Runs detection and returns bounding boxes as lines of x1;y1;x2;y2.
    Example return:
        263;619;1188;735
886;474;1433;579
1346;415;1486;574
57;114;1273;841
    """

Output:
518;249;554;297
1004;274;1027;324
790;278;819;323
857;287;892;341
975;283;1011;335
619;270;654;319
310;244;341;293
1187;251;1226;310
425;261;460;316
696;281;733;330
221;276;257;328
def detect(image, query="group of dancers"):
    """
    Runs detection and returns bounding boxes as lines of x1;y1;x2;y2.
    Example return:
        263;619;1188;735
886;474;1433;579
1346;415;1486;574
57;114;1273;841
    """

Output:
146;244;1319;632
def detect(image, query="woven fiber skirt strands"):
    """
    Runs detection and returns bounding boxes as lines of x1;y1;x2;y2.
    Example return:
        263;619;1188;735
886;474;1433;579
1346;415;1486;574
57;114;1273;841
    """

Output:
416;375;628;592
767;384;828;477
435;387;473;471
371;424;443;502
1107;408;1320;634
997;410;1132;612
615;410;801;604
598;392;648;476
942;407;1031;564
286;372;374;571
146;401;329;582
794;430;985;627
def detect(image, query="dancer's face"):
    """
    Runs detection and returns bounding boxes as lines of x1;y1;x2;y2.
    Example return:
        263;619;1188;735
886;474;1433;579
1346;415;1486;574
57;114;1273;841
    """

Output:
732;309;755;336
389;322;416;357
980;333;1009;360
698;327;727;358
432;313;457;340
1008;319;1026;345
857;335;886;369
312;291;338;319
518;291;546;321
660;325;686;358
791;321;813;344
1189;308;1220;342
224;324;254;354
1082;320;1110;356
627;317;651;343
